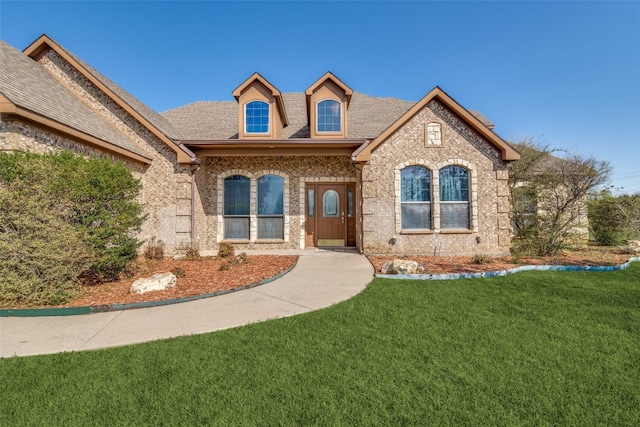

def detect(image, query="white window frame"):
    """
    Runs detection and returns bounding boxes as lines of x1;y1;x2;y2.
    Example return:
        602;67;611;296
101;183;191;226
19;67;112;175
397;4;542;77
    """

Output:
315;99;342;133
244;100;270;135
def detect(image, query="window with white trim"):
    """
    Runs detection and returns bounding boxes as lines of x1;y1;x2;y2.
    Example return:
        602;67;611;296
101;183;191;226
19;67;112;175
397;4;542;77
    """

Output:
439;166;470;229
316;99;342;132
224;175;250;239
245;100;269;133
400;166;432;229
257;175;284;239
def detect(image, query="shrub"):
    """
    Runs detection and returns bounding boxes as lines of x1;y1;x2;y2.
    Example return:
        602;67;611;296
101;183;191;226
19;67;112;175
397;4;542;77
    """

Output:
217;243;235;259
0;151;146;288
0;182;93;307
588;191;640;246
171;267;186;278
185;247;202;261
144;237;165;260
470;254;494;265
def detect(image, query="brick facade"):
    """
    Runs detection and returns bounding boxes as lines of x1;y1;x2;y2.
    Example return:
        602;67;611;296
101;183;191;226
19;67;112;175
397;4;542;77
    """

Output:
361;100;511;256
1;36;521;257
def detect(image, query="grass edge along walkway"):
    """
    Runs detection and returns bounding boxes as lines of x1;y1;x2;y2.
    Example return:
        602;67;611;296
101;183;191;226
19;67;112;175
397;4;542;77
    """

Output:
1;263;639;426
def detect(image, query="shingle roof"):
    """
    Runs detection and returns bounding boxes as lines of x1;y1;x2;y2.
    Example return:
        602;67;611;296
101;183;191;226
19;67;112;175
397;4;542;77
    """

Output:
161;92;414;141
0;40;151;159
57;42;182;140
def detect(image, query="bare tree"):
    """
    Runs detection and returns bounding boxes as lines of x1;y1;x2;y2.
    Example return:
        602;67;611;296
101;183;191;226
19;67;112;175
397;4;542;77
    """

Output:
508;139;611;255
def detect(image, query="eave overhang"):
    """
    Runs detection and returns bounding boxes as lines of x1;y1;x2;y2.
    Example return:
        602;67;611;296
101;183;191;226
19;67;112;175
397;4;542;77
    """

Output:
23;34;196;164
354;86;521;163
182;139;367;157
0;94;153;164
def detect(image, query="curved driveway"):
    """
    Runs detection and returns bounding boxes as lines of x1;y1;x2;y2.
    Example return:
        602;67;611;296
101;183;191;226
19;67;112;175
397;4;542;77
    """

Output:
0;249;373;358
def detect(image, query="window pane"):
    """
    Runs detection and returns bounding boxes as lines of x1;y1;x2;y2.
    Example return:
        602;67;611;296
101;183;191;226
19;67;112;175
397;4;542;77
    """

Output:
323;190;339;217
224;175;250;215
401;203;431;229
258;217;284;239
258;175;283;215
440;202;470;229
245;101;269;133
224;217;249;239
440;166;469;201
308;188;315;217
401;166;431;202
347;189;354;218
317;100;341;132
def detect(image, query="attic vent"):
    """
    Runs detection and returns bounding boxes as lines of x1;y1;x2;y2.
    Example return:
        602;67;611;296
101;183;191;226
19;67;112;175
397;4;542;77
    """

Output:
425;122;442;146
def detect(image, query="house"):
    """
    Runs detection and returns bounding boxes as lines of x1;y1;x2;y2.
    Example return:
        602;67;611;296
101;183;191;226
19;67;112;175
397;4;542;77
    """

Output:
0;34;520;256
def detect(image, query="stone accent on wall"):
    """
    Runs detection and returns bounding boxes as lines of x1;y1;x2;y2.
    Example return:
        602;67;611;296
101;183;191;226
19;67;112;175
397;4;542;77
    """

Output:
363;99;512;256
428;99;501;162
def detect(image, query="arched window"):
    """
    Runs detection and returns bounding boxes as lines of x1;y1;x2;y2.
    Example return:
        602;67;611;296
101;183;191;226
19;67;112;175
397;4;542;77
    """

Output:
224;175;250;239
245;100;269;133
257;175;284;239
400;166;432;229
316;99;342;132
439;166;470;229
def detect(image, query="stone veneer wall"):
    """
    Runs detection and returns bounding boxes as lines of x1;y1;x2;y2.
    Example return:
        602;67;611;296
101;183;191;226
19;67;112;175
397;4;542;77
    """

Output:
35;49;191;254
362;99;511;256
194;156;355;252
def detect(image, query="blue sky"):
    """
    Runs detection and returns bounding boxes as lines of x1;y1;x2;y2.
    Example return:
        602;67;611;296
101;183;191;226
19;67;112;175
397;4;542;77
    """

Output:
1;1;639;194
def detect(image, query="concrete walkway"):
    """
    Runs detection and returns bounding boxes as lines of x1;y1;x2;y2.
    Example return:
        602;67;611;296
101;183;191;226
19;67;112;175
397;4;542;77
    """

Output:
0;249;374;358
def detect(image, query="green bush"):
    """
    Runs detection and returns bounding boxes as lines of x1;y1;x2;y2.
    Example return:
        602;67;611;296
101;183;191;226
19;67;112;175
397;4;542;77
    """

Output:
0;151;146;305
588;191;640;245
0;181;93;307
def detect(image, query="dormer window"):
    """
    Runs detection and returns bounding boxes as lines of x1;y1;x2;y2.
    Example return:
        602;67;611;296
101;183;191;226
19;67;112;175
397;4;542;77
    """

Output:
317;99;342;133
245;100;270;134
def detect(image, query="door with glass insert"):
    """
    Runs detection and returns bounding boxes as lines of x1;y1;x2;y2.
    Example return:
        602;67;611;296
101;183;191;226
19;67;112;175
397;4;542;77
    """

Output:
317;184;345;246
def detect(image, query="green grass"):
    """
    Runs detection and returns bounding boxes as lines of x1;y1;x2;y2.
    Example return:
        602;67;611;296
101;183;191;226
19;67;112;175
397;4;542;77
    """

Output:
2;264;639;426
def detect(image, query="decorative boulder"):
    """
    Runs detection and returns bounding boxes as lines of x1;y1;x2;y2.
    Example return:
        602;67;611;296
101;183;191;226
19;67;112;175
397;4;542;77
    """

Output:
130;272;177;294
381;259;425;274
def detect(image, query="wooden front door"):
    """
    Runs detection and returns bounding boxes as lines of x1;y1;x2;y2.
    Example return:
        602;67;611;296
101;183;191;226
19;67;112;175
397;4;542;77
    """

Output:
317;184;345;246
306;183;356;247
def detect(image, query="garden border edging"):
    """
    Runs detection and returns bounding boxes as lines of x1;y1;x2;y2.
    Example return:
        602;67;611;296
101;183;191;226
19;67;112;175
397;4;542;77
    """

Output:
0;258;298;317
376;257;640;280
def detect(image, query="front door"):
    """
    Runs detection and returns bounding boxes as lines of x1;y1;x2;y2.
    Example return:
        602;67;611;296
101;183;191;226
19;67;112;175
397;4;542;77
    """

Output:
305;183;356;247
317;184;345;246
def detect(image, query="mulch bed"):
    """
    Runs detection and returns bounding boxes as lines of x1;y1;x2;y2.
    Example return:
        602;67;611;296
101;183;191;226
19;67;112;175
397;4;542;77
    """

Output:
368;247;634;275
7;247;635;310
34;255;298;309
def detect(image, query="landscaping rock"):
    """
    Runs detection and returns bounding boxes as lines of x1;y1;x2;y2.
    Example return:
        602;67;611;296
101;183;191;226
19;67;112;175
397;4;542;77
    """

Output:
381;259;425;274
131;272;177;294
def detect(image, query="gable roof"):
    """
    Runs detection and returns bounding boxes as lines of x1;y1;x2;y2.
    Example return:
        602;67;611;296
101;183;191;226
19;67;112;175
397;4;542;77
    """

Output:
353;86;520;162
0;39;152;164
22;34;196;163
305;72;354;123
232;72;288;127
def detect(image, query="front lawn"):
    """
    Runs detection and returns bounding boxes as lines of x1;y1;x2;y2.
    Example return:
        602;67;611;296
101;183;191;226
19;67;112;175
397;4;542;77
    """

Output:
2;264;639;426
